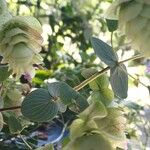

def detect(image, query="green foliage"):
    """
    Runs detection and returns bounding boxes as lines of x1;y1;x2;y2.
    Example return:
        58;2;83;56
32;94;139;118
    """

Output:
48;82;77;105
89;37;128;99
0;0;148;149
47;82;88;111
110;64;128;98
21;82;88;122
8;115;22;134
91;37;118;67
21;88;59;122
32;69;52;85
0;65;11;82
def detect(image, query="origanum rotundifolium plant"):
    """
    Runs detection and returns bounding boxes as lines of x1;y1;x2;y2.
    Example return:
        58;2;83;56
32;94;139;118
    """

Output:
0;0;149;150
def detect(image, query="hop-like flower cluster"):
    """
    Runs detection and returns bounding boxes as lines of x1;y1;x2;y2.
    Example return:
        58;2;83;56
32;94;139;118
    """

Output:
106;0;150;56
63;69;127;150
0;15;43;78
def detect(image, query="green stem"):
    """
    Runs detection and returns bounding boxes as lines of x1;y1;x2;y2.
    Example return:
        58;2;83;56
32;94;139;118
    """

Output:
111;32;114;49
128;73;148;88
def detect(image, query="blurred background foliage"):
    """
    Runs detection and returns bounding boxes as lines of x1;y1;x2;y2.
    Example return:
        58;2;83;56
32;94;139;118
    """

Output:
1;0;150;149
7;0;113;87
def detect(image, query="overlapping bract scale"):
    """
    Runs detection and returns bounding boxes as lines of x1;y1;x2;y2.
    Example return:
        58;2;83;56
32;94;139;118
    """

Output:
106;0;150;56
0;16;43;78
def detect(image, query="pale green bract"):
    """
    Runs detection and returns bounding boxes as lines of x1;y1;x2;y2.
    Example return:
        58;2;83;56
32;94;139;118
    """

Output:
0;0;43;78
105;0;150;56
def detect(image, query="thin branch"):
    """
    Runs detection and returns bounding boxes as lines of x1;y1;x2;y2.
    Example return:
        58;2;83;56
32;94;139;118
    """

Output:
73;66;110;91
0;106;21;112
19;134;33;150
128;73;148;88
119;54;144;64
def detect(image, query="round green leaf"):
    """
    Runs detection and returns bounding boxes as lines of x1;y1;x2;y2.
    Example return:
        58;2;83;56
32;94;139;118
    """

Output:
59;82;78;105
48;82;88;111
91;37;118;67
21;88;58;122
48;82;77;105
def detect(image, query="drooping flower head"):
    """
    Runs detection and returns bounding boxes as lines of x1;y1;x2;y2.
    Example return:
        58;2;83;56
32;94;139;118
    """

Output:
105;0;150;56
0;16;43;78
